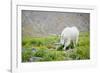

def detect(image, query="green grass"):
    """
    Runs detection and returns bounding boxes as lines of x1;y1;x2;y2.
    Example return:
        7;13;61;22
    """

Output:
22;32;90;62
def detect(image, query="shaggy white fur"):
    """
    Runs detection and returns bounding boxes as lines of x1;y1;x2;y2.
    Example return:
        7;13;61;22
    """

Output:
60;26;79;50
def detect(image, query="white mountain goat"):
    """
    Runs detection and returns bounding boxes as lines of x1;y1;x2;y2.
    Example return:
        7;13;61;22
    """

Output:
60;26;79;50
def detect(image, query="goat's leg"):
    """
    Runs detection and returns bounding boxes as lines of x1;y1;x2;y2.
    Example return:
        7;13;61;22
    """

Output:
63;39;71;50
73;37;79;48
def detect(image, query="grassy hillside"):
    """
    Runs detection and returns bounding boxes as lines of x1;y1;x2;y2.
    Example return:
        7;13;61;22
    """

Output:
22;32;90;62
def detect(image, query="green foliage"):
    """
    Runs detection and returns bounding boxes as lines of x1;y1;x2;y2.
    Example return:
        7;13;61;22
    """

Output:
22;35;59;48
32;48;65;61
57;45;64;50
76;32;90;59
22;32;90;62
42;50;65;61
22;48;33;62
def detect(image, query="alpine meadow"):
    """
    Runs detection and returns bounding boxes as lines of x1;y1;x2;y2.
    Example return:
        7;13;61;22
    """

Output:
22;10;90;62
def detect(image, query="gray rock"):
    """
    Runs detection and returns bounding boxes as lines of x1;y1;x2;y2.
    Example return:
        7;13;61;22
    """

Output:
22;48;25;52
29;57;43;62
32;48;37;53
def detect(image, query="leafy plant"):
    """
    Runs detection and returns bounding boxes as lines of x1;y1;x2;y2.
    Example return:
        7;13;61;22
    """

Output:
22;32;90;62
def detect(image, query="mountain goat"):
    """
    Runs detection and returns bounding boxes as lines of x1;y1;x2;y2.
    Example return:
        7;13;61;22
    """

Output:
60;26;79;50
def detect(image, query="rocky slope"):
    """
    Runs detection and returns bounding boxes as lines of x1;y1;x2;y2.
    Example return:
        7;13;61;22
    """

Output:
22;10;90;37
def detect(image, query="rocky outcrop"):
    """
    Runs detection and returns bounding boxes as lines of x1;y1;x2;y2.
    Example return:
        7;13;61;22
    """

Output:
22;10;90;37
